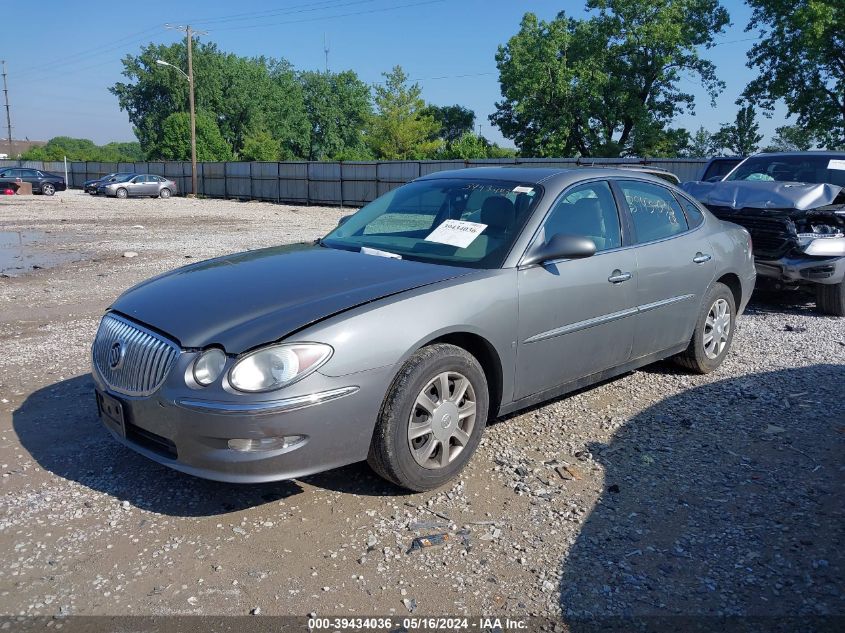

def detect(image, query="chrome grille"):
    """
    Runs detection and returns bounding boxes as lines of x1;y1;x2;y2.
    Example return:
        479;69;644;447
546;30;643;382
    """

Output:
92;314;180;396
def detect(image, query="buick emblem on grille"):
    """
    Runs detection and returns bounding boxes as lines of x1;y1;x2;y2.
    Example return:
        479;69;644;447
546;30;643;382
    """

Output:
109;341;125;370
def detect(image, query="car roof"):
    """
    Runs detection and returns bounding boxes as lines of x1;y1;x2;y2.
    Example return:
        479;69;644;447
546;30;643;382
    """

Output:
415;166;674;189
751;151;845;158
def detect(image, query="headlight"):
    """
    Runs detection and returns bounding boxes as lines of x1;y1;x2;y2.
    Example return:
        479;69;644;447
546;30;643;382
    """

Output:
193;348;227;386
798;231;845;256
228;343;332;393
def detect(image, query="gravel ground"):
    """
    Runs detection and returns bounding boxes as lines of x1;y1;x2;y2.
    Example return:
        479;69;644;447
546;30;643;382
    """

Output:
0;190;843;625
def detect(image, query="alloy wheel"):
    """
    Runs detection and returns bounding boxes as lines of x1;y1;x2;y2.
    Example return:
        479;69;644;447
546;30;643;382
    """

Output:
703;298;731;359
407;371;476;470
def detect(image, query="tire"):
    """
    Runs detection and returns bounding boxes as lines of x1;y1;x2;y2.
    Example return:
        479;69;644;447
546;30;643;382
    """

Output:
816;280;845;316
674;282;736;374
368;343;489;492
41;183;55;196
115;188;128;199
159;188;171;199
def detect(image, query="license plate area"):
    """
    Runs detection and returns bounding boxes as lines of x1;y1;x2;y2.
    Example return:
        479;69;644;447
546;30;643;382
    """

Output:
96;390;126;438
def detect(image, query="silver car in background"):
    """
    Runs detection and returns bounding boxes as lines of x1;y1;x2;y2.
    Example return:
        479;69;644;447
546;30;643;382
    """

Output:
98;173;177;199
91;168;755;491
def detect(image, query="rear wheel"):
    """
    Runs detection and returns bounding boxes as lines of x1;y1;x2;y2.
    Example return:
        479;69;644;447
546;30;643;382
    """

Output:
115;188;128;199
368;343;488;491
674;282;736;374
159;187;171;199
815;280;845;316
41;183;55;196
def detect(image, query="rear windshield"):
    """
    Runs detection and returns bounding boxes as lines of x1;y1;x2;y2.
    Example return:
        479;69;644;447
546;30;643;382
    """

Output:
322;178;543;269
725;155;845;186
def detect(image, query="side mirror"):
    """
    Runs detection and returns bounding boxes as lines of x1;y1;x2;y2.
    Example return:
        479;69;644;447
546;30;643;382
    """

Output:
337;214;353;227
522;233;597;266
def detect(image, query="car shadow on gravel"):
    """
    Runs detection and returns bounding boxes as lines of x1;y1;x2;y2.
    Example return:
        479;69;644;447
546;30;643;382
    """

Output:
558;364;845;630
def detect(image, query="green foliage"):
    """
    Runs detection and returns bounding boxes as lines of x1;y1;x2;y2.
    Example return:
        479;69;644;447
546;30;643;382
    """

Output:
687;126;716;158
152;112;232;161
239;130;280;161
21;137;143;162
366;66;442;160
713;105;763;156
763;124;817;152
491;1;729;157
110;41;309;160
423;104;476;143
630;125;691;158
434;132;518;160
300;70;373;160
742;0;844;149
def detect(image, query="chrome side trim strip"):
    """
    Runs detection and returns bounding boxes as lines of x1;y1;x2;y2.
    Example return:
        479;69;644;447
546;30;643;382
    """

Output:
637;293;695;314
175;386;360;416
523;294;696;343
524;307;639;343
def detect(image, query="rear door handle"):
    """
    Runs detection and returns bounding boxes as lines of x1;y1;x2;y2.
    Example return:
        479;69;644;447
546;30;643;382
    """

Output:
693;253;712;264
608;270;632;284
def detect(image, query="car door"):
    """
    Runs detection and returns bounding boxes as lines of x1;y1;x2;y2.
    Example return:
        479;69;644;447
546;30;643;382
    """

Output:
126;175;146;196
615;179;715;359
515;180;637;400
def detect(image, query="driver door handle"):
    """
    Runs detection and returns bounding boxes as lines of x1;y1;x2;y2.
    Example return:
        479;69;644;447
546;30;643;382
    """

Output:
608;270;632;284
693;252;712;264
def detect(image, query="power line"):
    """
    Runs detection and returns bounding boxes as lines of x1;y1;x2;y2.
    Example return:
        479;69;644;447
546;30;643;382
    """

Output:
185;0;380;26
210;0;445;33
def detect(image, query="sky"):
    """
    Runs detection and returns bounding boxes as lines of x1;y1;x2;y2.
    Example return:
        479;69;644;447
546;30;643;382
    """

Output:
1;0;790;149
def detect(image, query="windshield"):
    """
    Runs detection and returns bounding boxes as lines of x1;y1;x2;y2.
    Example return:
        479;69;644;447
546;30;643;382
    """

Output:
725;155;845;186
322;178;543;269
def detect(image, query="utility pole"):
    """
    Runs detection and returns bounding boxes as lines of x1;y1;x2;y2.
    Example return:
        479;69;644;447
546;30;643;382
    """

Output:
1;61;11;157
323;33;330;73
164;24;206;197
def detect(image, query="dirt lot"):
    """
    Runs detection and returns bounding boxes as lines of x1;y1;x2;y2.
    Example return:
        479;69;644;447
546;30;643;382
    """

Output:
1;190;843;624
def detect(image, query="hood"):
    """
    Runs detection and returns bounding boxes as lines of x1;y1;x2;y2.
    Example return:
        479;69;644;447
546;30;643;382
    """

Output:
110;243;474;353
682;180;844;211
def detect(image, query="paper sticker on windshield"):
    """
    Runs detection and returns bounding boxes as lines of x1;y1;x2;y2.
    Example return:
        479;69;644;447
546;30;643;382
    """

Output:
513;185;534;194
425;220;487;248
828;159;845;171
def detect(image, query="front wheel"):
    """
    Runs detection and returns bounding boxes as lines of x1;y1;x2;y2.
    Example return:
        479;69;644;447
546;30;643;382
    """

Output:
815;280;845;316
368;343;488;491
674;282;736;374
41;183;56;196
115;188;128;199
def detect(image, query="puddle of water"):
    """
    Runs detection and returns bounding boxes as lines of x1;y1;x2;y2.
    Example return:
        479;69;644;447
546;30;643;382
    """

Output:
0;230;84;277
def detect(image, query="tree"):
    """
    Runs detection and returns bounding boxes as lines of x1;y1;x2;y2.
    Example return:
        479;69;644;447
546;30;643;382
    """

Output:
366;66;441;160
110;41;309;159
239;130;279;161
742;0;844;149
763;124;816;152
688;126;716;158
21;137;143;161
423;104;476;142
300;70;372;160
151;112;232;161
630;125;691;157
490;2;729;157
713;105;763;156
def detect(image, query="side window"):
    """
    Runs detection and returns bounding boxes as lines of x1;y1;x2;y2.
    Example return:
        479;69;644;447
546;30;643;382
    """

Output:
620;181;688;243
539;181;622;252
676;194;705;228
21;169;39;178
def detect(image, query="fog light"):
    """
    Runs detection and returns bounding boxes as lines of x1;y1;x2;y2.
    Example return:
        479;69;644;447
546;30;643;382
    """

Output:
227;435;305;452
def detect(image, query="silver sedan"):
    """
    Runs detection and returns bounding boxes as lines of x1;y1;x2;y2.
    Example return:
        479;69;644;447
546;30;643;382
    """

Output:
91;168;755;491
98;174;177;199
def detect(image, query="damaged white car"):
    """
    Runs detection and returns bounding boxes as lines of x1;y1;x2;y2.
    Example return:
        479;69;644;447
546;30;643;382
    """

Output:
683;152;845;316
